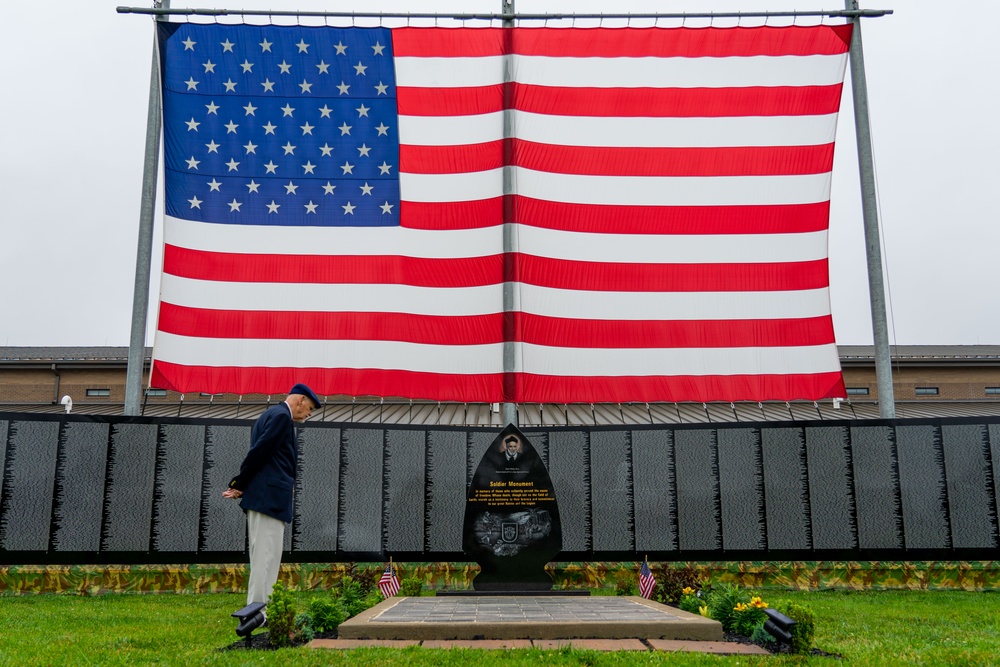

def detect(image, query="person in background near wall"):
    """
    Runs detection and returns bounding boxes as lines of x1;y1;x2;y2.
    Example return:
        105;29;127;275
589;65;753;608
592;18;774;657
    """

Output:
222;383;321;615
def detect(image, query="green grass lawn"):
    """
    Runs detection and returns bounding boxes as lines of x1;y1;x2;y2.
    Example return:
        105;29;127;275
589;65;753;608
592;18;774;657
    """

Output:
1;590;998;666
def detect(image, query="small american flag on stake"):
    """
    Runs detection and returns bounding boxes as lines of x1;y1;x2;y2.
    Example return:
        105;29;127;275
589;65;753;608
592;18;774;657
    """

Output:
639;559;656;600
378;562;400;598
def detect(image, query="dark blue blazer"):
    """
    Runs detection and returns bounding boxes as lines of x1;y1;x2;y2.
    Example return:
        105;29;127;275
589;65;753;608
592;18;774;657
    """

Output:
228;403;297;523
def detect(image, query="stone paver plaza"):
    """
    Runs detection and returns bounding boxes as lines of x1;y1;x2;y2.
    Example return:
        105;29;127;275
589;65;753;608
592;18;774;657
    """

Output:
371;596;677;624
336;595;725;643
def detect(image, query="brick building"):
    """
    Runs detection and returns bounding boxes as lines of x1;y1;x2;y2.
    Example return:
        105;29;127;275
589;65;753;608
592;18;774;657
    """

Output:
2;345;999;424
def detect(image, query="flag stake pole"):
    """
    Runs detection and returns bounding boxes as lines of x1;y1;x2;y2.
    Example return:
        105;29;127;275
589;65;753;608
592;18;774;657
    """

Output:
125;0;169;416
846;0;895;418
501;0;518;427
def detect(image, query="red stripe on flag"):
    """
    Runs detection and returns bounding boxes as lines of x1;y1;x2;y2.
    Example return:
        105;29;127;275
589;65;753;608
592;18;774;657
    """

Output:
402;141;834;177
510;141;835;177
400;199;503;230
510;197;831;235
397;85;504;116
391;25;852;58
397;83;843;118
392;27;506;58
163;245;503;287
518;314;836;349
399;141;504;174
157;303;505;345
515;372;847;403
150;360;506;402
514;255;830;292
511;83;844;118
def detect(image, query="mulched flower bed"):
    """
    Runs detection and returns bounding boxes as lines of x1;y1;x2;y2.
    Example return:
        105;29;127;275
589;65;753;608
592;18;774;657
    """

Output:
722;631;843;658
221;629;338;651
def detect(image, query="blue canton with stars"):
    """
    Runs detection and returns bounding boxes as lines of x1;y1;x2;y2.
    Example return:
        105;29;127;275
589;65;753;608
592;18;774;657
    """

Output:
160;23;399;227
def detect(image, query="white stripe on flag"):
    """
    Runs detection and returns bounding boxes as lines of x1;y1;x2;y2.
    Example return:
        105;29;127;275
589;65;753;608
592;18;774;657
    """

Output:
394;53;849;89
159;274;503;316
515;286;833;321
397;112;839;148
154;332;506;374
519;342;842;376
515;227;829;264
164;216;502;258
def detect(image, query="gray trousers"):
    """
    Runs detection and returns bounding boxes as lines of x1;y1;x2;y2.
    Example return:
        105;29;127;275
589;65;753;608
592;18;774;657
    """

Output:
246;510;284;609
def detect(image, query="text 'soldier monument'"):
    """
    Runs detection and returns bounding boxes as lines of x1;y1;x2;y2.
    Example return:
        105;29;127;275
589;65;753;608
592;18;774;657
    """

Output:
463;425;563;591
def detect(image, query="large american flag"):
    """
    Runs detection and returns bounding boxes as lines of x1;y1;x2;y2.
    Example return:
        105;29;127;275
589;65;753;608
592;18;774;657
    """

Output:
151;21;850;403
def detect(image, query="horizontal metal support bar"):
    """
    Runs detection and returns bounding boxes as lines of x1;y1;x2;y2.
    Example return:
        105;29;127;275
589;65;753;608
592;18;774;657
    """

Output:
117;6;892;20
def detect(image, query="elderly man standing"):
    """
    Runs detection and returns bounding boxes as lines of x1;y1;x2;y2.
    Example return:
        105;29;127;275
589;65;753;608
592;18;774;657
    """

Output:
222;383;321;610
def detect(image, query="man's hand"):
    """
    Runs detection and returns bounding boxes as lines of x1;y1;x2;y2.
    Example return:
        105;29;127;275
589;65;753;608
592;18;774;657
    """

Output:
222;488;243;499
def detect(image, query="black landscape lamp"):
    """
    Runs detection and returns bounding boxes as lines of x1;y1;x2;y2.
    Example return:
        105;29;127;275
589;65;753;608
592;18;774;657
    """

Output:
232;602;266;647
762;607;796;645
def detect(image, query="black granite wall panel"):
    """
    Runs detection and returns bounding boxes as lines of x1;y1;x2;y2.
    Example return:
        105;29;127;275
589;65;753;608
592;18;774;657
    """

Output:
52;421;108;551
4;415;1000;563
717;427;765;551
805;427;857;550
941;424;997;549
589;430;634;552
467;430;497;490
151;424;204;552
200;425;249;552
293;426;341;552
338;428;383;553
425;429;466;553
761;428;812;551
896;425;951;549
547;430;590;551
850;426;903;549
522;430;550;471
102;423;158;551
384;429;425;552
674;429;721;551
991;425;1000;539
0;420;60;551
0;420;7;507
632;429;677;552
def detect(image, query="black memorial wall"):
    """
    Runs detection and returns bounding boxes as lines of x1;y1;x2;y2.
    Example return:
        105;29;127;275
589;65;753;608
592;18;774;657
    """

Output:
1;413;998;564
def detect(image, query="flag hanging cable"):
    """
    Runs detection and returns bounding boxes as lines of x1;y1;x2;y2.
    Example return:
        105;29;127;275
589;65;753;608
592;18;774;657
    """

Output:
118;7;892;20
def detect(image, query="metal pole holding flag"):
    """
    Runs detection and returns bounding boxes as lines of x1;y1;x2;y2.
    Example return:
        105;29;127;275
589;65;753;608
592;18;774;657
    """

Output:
501;0;518;427
125;0;169;416
845;0;896;418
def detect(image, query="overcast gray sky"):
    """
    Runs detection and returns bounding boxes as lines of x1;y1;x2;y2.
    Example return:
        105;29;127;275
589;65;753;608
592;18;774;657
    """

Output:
1;0;997;347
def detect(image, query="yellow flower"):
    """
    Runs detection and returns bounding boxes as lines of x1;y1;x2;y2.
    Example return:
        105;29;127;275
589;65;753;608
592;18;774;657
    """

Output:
734;603;749;612
699;605;709;617
750;596;768;608
682;587;695;596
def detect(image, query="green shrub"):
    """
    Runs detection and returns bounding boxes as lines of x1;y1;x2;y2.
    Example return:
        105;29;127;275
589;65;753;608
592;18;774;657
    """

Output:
362;589;383;611
307;597;347;633
750;622;776;647
293;612;315;643
776;601;815;655
654;565;703;604
339;576;367;618
265;581;297;648
399;577;423;597
614;569;638;596
677;586;702;614
704;583;751;632
348;564;379;595
730;599;769;637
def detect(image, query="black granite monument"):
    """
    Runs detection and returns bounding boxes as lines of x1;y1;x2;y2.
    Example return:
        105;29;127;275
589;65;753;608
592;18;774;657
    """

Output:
462;425;563;591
